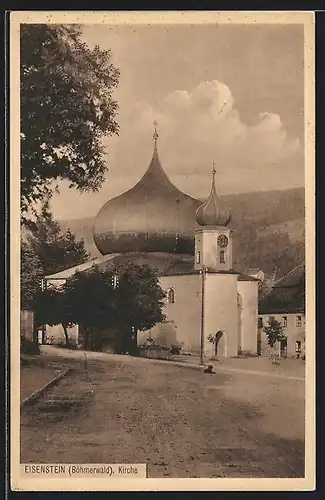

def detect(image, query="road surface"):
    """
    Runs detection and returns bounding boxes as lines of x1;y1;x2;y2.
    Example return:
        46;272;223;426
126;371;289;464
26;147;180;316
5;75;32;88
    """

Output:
20;348;305;478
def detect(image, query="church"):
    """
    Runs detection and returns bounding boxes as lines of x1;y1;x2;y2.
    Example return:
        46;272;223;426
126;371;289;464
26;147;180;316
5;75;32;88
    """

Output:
45;125;259;359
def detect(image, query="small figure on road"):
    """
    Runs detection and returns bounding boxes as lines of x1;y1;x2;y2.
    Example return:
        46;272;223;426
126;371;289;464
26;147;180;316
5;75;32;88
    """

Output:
204;364;215;374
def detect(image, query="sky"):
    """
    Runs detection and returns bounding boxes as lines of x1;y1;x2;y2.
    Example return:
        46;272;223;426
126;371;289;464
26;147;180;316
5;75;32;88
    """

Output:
50;22;305;220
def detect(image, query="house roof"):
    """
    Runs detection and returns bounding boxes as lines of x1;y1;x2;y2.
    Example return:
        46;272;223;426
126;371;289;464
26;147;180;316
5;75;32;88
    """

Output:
244;268;263;274
258;262;305;314
272;262;305;288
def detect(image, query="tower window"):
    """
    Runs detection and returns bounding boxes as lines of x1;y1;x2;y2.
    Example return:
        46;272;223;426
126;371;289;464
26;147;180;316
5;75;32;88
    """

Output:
167;288;175;304
220;250;225;264
196;251;201;264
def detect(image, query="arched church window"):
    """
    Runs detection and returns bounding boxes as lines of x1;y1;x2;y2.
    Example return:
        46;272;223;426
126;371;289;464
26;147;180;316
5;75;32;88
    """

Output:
237;293;243;307
167;288;175;304
196;251;201;264
220;250;225;264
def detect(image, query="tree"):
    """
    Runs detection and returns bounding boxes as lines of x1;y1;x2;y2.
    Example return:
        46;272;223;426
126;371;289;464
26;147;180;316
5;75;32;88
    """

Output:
63;267;116;350
21;202;90;344
33;284;75;345
26;200;90;276
20;24;119;217
45;263;166;353
263;317;286;364
111;262;166;353
21;241;43;309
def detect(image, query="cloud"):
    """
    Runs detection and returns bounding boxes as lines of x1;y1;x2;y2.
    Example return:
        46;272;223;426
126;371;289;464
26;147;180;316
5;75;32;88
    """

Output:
51;80;303;219
108;80;302;191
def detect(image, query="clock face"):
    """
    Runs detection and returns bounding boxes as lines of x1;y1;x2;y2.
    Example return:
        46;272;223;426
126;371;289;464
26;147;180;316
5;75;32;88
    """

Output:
217;234;229;248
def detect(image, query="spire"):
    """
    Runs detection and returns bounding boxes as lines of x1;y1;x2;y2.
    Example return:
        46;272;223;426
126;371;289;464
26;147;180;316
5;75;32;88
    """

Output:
212;161;216;189
196;161;231;227
153;119;159;144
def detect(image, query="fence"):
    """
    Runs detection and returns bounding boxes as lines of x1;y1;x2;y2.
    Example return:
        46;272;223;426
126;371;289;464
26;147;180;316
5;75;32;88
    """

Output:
138;345;173;360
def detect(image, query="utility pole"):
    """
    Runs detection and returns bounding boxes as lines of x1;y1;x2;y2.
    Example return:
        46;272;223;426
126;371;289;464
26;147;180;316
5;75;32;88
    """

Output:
200;266;207;366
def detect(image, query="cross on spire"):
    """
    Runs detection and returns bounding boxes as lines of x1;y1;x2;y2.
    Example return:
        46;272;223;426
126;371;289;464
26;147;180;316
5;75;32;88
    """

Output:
212;161;216;188
153;120;159;141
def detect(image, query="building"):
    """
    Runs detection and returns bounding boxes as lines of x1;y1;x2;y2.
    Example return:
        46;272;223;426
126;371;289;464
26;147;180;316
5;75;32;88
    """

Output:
244;268;265;282
258;263;305;358
44;126;260;359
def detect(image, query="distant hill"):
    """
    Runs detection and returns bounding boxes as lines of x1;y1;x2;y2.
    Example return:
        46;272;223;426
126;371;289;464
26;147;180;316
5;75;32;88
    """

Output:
59;186;305;278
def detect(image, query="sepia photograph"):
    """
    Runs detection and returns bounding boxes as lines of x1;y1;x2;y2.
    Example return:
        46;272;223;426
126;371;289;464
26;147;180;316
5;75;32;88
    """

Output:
10;11;315;491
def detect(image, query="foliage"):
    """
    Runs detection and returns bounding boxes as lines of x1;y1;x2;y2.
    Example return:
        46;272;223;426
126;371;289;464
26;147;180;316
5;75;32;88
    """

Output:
263;317;286;348
21;241;43;309
170;345;181;355
111;262;166;334
33;284;74;344
21;338;40;355
20;24;119;217
26;200;90;276
21;203;90;342
34;263;166;353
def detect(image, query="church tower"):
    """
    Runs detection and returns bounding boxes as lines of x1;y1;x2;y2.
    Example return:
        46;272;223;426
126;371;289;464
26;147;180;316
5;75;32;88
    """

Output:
194;163;232;271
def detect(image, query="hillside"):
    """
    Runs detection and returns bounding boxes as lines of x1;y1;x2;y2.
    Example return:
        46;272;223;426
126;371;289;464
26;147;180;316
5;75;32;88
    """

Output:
59;186;305;278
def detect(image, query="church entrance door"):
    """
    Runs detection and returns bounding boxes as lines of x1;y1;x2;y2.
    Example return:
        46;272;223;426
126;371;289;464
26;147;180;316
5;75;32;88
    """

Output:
214;330;227;358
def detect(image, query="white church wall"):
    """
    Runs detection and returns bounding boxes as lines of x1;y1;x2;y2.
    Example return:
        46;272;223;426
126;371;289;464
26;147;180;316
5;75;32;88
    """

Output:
204;273;239;358
138;274;202;353
237;280;259;355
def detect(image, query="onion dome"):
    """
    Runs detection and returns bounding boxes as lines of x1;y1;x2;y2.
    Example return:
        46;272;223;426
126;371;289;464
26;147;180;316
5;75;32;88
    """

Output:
93;123;202;255
196;162;231;226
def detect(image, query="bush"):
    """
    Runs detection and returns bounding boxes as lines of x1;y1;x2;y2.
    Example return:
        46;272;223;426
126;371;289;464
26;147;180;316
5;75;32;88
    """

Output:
170;344;181;355
21;338;40;355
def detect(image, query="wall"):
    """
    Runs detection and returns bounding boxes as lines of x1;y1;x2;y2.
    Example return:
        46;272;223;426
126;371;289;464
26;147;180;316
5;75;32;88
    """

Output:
203;273;239;358
258;313;305;358
138;274;202;353
20;310;34;342
43;323;79;345
237;280;259;354
194;227;232;271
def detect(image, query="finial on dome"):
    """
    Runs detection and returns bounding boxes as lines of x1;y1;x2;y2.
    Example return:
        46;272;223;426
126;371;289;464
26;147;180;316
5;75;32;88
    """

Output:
153;120;159;142
195;161;231;227
212;161;216;188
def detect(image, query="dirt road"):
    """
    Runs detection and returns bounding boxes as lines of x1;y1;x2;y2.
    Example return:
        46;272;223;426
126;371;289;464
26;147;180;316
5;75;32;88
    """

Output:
20;349;305;478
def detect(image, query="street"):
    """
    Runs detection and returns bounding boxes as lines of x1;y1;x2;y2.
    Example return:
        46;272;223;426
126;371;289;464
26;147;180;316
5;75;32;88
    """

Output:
21;348;305;478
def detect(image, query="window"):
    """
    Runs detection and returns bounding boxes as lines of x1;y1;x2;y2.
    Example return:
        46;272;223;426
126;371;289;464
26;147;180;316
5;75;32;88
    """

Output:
295;341;302;353
296;316;302;327
196;251;201;264
282;316;287;327
111;275;119;289
258;317;263;328
167;288;175;304
220;250;225;264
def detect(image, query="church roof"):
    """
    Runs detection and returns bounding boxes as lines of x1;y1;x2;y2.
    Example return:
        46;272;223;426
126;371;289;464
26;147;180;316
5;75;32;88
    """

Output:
196;162;231;227
93;125;201;256
45;254;120;280
45;252;259;282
